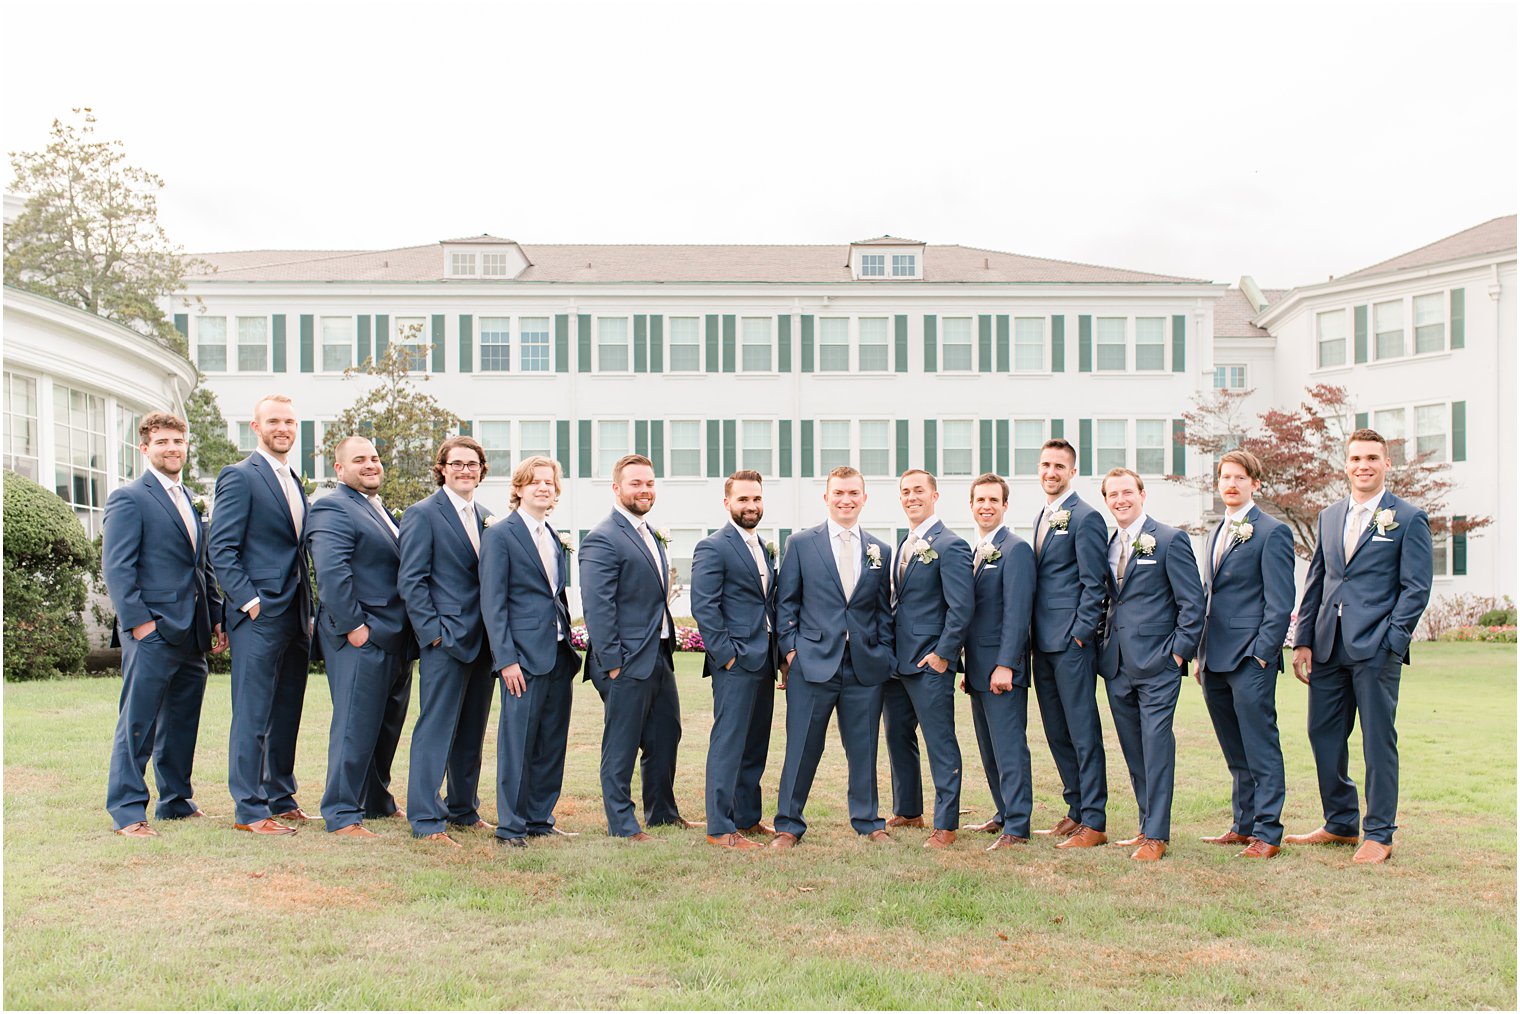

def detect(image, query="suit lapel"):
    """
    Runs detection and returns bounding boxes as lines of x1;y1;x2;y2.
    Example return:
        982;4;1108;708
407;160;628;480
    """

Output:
143;473;196;550
613;511;665;586
1120;518;1152;585
722;525;766;596
250;454;300;539
436;490;477;557
1348;493;1389;564
344;484;399;548
508;512;555;593
810;526;848;599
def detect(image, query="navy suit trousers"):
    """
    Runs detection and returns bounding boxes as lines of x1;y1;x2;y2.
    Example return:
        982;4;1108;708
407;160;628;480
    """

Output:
969;684;1032;838
494;642;580;840
1031;640;1107;830
107;629;208;827
1106;658;1182;841
705;661;775;836
882;671;962;829
1308;622;1402;845
227;610;309;824
589;644;683;836
1202;657;1285;845
407;641;495;836
320;638;411;831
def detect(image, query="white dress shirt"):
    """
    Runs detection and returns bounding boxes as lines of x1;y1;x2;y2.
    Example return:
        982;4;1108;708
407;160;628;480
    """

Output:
147;465;198;547
825;518;862;589
1109;512;1151;581
1343;487;1387;552
1214;500;1256;566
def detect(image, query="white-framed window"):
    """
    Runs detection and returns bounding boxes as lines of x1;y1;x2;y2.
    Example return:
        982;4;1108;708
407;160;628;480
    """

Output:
597;317;629;372
1214;364;1247;389
3;372;39;480
596;419;631;477
1414;403;1448;463
1372;407;1407;465
1012;419;1045;476
859;419;892;476
741;317;772;372
668;419;703;477
1374;299;1404;360
1135;419;1167;475
740;419;773;475
237;316;269;372
314;421;339;480
860;254;885;277
394;317;429;371
1094;419;1127;473
236;421;258;454
1134;317;1166;371
941;317;974;371
1095;317;1126;371
818;317;849;371
320;316;353;372
892;254;917;277
480;316;511;371
668;317;702;372
1014;317;1045;372
666;527;704;591
940;419;974;476
1413;292;1446;354
1317;309;1347;368
1431;521;1451;577
53;385;107;535
519;420;553;461
477;421;511;468
450;252;476;276
520;317;550;372
817;420;851;473
197;316;227;372
481;253;509;276
858;317;891;372
117;406;141;483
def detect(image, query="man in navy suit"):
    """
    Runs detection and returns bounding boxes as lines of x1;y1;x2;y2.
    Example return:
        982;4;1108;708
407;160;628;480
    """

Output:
579;453;691;839
399;435;496;847
960;473;1037;852
1097;468;1206;862
481;455;583;848
882;469;973;848
1288;429;1432;864
307;436;413;837
1197;450;1295;858
770;466;897;849
1029;439;1111;848
690;470;780;850
209;394;312;835
103;412;226;836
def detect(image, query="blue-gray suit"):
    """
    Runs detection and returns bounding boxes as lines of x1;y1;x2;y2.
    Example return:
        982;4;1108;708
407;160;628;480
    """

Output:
884;520;973;830
772;523;896;840
103;471;222;828
209;453;312;825
690;524;779;837
1199;506;1295;845
579;510;685;836
307;483;414;832
398;488;495;836
1293;492;1432;845
962;527;1037;838
1030;491;1110;831
480;510;582;842
1097;517;1205;842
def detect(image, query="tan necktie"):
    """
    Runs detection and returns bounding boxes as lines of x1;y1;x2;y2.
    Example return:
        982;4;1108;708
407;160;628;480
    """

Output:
1213;520;1231;570
1344;504;1365;562
536;522;559;591
283;468;304;537
835;529;856;601
897;532;918;585
1036;507;1052;556
638;522;671;636
170;483;197;547
461;503;480;556
1116;535;1130;590
369;495;399;537
747;534;769;594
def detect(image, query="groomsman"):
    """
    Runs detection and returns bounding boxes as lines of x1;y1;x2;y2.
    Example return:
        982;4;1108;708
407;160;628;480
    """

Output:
1097;468;1205;861
771;466;896;849
883;469;973;848
480;455;583;847
1029;439;1111;848
103;412;226;836
960;473;1037;851
1289;429;1432;864
307;436;413;837
399;436;496;846
690;470;780;850
209;394;312;835
579;454;691;839
1197;450;1295;858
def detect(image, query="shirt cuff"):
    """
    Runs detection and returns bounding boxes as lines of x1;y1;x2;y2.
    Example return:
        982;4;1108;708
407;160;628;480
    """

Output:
240;597;260;613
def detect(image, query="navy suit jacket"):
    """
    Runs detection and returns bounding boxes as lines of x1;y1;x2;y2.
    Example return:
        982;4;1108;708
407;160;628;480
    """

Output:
892;520;974;675
1030;492;1110;653
480;510;580;678
103;472;222;650
307;483;413;658
962;527;1037;692
208;453;311;631
397;488;491;664
1294;492;1432;664
775;524;895;685
1200;506;1295;674
690;524;779;678
1097;517;1206;682
578;510;676;682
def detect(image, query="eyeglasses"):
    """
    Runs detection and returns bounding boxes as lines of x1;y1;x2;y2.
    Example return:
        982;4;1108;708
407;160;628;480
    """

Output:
444;461;482;472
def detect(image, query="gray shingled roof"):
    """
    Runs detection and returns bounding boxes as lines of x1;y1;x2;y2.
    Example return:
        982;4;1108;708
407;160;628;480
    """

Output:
1214;288;1272;337
1339;215;1516;280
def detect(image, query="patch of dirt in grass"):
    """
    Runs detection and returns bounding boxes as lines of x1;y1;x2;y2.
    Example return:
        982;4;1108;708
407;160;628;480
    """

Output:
4;766;64;795
208;871;381;912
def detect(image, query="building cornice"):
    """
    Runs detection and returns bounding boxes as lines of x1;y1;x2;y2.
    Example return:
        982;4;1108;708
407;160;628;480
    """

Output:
1253;249;1517;329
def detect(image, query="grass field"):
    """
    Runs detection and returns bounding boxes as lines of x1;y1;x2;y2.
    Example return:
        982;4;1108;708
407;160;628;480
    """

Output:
4;643;1515;1010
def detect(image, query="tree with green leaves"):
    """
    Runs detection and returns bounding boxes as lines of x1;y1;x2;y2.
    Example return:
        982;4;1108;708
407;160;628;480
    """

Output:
183;385;243;495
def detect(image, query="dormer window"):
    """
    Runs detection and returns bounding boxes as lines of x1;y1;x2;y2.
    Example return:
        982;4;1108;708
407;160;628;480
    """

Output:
482;253;509;276
861;254;885;277
441;235;531;279
892;254;917;277
848;235;925;280
450;252;477;276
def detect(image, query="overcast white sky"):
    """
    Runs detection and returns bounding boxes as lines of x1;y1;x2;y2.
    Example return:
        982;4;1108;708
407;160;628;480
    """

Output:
3;1;1515;287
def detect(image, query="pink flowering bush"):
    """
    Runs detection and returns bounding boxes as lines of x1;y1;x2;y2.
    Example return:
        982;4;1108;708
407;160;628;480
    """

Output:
566;623;706;652
1436;625;1517;644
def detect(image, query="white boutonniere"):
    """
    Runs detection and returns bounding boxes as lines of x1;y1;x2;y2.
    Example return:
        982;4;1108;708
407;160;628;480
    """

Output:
1133;532;1157;557
654;528;671;546
1049;509;1071;531
865;543;882;569
765;540;778;561
913;543;939;566
1230;519;1254;544
1373;509;1399;536
558;531;574;554
975;543;1002;565
191;496;209;520
483;514;499;528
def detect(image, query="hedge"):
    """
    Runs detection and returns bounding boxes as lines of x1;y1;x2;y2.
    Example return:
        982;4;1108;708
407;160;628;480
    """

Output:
3;470;96;680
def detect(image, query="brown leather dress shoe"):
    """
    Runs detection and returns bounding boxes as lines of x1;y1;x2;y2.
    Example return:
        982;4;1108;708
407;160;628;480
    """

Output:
1284;826;1359;846
1237;838;1281;858
866;829;894;842
1034;816;1081;837
626;831;654;842
272;807;312;822
422;831;461;847
1054;826;1108;849
885;815;925;829
741;822;776;836
235;818;297;835
965;818;1002;834
1130;838;1167;862
986;834;1028;851
924;829;957;849
770;832;799;850
1201;830;1252;846
1352;840;1392;864
707;832;762;850
332;824;377;838
114;821;158;837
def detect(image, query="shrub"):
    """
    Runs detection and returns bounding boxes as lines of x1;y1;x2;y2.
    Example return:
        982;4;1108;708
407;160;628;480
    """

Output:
1477;599;1516;627
3;471;96;680
1437;625;1518;644
1418;593;1509;641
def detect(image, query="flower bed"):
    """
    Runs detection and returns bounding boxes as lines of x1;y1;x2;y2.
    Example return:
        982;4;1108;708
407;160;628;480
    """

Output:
567;624;706;652
1436;625;1518;644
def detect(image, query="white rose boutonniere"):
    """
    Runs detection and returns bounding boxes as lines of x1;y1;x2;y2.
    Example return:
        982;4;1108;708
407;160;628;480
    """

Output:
483;514;499;528
654;528;671;546
1373;509;1399;536
913;543;939;566
558;531;575;554
1133;532;1157;557
865;543;882;569
1049;509;1072;531
191;496;209;520
1230;519;1254;545
765;540;778;561
974;543;1002;565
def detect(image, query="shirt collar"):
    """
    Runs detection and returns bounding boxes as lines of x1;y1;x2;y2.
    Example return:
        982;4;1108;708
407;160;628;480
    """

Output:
614;503;651;530
826;518;860;542
255;446;292;476
442;485;475;514
1120;513;1150;543
977;524;1005;547
729;519;760;544
910;515;939;540
148;465;186;497
1350;487;1386;511
1045;489;1075;510
1223;501;1255;526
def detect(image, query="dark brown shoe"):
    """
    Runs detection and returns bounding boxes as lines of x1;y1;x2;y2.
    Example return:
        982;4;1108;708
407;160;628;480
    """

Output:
1054;826;1107;849
1034;816;1081;837
1284;827;1359;846
626;831;654;842
422;831;461;848
770;831;799;850
924;829;957;849
1130;838;1167;862
114;821;158;838
707;832;762;850
1352;840;1392;864
866;829;894;842
1237;838;1281;859
272;807;312;822
235;818;297;835
1201;830;1253;846
986;834;1028;851
965;818;1002;834
332;824;377;838
741;822;776;836
886;815;925;828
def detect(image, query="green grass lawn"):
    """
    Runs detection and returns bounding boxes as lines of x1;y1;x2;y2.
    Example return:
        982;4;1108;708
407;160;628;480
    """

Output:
4;643;1515;1010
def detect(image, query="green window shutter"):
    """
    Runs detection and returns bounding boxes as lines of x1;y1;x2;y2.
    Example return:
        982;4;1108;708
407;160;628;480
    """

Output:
800;315;815;373
705;315;721;373
299;314;314;373
1450;289;1465;349
1078;315;1092;373
649;315;664;372
650;420;665;477
1354;411;1368;430
979;419;994;472
978;314;993;373
458;420;473;437
431;314;446;373
1172;419;1186;476
706;420;722;477
778;528;792;559
722;315;737;373
271;314;287;373
554;314;570;373
577;420;592;478
1353;305;1368;364
777;315;792;373
897;528;909;548
173;313;188;338
577;314;592;373
800;420;815;478
633;315;649;373
1050;418;1064;439
1451;401;1466;461
923;419;938;474
923;315;938;372
1051;314;1066;372
1078;419;1092;475
995;419;1010;475
555;420;571;475
895;419;910;474
457;314;473;373
1453;516;1467;575
995;315;1010;372
1172;314;1186;373
634;420;650;457
778;419;793;477
300;420;316;479
356;315;371;364
894;314;909;373
375;314;389;358
722;419;737;475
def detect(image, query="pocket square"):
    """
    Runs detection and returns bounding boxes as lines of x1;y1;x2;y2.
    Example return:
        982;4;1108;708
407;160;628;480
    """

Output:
1372;535;1394;543
1137;559;1158;566
983;564;999;570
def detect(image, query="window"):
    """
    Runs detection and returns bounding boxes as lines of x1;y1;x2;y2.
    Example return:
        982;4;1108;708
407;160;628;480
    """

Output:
321;317;353;372
117;406;141;482
860;254;885;277
53;385;107;534
1135;419;1167;475
315;421;338;480
237;317;269;372
668;317;701;371
1431;524;1450;577
197;316;227;372
598;317;629;372
859;420;892;476
236;422;258;454
480;317;511;371
519;317;550;372
3;372;39;480
1317;309;1347;368
1095;317;1126;371
741;317;772;372
1414;403;1447;462
1214;364;1247;389
1135;317;1166;371
941;317;973;371
818;420;851;472
892;254;916;277
1374;300;1404;359
1094;419;1127;473
1413;293;1445;354
1014;317;1044;372
481;253;509;276
1013;419;1044;475
596;420;630;477
394;317;429;371
450;252;476;276
519;420;553;461
941;420;974;476
858;318;890;371
1372;407;1406;465
666;528;704;591
669;420;703;476
818;318;849;371
740;420;772;475
477;421;511;467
